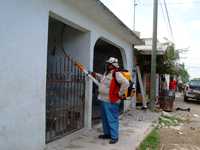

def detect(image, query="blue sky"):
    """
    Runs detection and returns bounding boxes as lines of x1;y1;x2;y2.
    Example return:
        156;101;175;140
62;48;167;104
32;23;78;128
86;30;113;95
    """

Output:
100;0;200;79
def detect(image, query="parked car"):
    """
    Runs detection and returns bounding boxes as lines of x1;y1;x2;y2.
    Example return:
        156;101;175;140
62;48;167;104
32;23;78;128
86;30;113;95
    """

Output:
184;80;200;101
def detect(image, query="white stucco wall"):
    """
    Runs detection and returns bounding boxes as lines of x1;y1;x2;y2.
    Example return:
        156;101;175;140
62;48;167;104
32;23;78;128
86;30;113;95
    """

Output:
0;0;136;149
0;1;49;150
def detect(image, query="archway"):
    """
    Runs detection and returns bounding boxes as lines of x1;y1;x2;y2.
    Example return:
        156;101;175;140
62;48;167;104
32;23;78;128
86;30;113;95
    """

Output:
92;38;126;125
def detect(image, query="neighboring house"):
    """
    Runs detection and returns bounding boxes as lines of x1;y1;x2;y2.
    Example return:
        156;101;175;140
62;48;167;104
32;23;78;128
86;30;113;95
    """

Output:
0;0;143;150
135;38;169;100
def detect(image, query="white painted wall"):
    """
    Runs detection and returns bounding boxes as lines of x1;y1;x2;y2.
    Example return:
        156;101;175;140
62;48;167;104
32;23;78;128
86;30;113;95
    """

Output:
0;1;49;150
0;0;136;149
63;25;91;68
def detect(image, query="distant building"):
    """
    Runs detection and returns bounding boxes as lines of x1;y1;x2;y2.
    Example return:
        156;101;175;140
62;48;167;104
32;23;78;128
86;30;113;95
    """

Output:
135;38;169;100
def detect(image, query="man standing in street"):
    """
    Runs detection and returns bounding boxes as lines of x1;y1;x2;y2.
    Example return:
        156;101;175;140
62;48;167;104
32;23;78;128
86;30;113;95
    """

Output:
92;57;129;144
169;76;177;100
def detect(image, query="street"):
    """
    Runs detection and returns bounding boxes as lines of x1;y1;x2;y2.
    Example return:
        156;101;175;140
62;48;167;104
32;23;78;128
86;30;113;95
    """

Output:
159;93;200;150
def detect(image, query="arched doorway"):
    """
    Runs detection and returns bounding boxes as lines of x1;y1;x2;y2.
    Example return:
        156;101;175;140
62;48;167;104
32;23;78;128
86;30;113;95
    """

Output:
92;38;125;125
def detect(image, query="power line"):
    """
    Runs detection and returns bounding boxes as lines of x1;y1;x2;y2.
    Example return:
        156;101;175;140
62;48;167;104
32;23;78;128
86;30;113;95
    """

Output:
163;0;174;42
159;0;171;39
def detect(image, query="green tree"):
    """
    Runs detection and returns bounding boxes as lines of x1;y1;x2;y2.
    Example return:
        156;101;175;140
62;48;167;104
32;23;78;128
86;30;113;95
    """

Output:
178;63;190;83
157;44;179;75
162;44;190;83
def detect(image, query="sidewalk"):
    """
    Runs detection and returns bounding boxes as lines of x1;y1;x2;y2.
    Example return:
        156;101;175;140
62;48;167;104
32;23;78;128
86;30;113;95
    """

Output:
46;109;160;150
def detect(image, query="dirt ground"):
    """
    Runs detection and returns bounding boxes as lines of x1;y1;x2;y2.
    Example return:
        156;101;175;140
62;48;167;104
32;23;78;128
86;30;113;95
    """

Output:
159;93;200;150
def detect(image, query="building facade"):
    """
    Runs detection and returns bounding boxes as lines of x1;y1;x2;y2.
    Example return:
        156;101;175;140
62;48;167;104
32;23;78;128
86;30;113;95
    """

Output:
0;0;142;149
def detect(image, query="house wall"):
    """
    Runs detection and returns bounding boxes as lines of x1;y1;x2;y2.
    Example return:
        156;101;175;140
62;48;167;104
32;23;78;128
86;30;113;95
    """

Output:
49;0;134;127
0;0;135;150
0;1;49;150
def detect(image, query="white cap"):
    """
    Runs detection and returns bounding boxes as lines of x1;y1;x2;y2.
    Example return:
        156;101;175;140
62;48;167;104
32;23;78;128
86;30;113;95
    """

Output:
106;57;119;68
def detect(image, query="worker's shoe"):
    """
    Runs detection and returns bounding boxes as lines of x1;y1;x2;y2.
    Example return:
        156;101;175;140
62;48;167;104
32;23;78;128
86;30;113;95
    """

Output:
109;138;118;144
141;106;147;110
98;134;111;139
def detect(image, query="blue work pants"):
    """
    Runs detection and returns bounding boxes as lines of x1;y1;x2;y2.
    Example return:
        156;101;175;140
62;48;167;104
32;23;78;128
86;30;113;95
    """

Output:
101;101;119;140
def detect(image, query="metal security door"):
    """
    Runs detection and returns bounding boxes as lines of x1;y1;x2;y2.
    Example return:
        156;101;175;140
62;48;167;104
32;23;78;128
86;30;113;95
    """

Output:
46;52;85;143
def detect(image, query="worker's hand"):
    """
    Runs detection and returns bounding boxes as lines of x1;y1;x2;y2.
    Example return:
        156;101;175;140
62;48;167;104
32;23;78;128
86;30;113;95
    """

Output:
119;94;126;100
89;71;96;77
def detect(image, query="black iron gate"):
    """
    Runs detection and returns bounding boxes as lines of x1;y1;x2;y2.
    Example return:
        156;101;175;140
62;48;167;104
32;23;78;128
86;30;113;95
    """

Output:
46;52;85;143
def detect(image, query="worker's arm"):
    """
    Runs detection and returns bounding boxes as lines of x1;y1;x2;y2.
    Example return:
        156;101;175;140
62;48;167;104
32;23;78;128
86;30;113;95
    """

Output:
90;72;103;81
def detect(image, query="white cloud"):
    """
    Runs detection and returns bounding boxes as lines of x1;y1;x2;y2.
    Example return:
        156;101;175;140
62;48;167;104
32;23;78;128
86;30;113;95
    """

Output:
186;66;200;79
166;0;195;11
173;22;191;48
190;20;200;31
100;0;134;29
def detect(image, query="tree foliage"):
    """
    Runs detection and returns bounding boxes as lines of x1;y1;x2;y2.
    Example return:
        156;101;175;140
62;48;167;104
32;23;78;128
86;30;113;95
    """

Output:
160;44;189;83
177;63;190;83
157;44;179;75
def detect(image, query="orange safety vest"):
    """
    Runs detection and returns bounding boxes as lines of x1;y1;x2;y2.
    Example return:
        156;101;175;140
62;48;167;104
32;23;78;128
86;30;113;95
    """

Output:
109;69;133;103
109;75;120;103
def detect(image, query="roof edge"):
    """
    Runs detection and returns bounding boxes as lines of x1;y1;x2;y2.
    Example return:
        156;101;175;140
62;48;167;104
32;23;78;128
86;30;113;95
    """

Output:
96;0;143;45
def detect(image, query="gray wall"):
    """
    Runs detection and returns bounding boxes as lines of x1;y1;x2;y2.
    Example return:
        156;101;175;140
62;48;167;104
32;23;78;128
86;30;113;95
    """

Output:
0;0;48;150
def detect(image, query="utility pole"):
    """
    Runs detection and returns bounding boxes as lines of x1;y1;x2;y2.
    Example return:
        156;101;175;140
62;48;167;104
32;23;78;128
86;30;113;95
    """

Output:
133;0;137;30
150;0;158;110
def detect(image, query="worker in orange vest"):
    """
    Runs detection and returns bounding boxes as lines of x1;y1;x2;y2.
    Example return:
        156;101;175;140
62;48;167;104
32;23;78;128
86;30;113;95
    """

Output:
92;57;129;144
